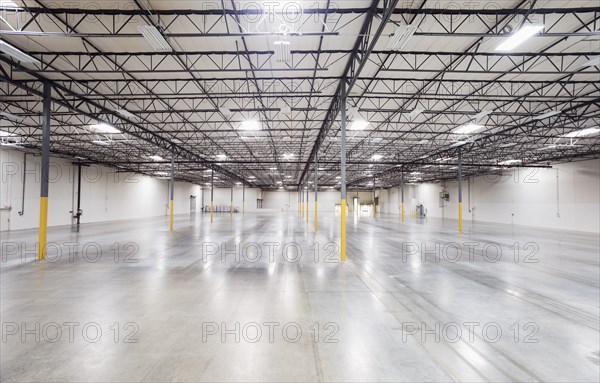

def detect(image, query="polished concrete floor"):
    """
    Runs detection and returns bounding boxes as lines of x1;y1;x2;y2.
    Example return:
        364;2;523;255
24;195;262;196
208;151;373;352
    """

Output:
1;211;599;382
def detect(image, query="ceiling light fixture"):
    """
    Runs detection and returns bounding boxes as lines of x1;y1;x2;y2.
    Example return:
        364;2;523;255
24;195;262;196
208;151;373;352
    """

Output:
498;159;522;165
216;154;227;160
138;25;172;52
349;120;369;131
274;40;291;63
239;120;261;131
115;109;136;119
92;140;110;146
581;56;600;68
471;110;492;122
0;130;14;137
385;24;417;51
495;24;544;51
532;110;561;120
0;110;23;122
89;123;121;134
371;154;383;160
148;155;164;161
454;123;484;135
564;127;600;138
407;108;425;119
0;40;39;63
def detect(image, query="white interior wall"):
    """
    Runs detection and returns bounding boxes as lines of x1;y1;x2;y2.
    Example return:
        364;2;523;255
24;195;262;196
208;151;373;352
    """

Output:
0;148;203;231
380;159;600;233
201;187;260;212
262;190;379;212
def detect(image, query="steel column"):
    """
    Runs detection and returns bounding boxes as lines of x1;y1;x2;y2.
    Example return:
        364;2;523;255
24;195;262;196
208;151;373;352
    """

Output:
37;82;51;261
210;170;214;223
306;181;309;224
458;148;463;234
314;157;318;232
75;163;82;229
169;148;175;231
340;81;347;262
401;168;405;224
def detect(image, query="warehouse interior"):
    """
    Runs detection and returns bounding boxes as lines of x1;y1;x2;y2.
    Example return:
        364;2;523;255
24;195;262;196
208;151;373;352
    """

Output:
1;1;599;382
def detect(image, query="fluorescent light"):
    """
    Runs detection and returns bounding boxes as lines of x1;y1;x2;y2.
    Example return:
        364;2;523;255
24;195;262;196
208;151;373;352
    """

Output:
349;120;369;130
410;172;421;175
0;111;23;122
581;56;600;68
498;142;517;148
564;127;600;138
0;1;19;9
89;123;121;134
385;24;417;50
155;171;169;176
216;154;227;160
471;110;492;122
239;120;261;131
371;154;383;160
0;40;39;63
407;108;424;119
138;25;172;52
0;130;14;137
532;110;561;120
498;159;522;165
536;145;557;151
454;123;484;134
92;140;110;146
116;109;135;119
495;25;544;51
282;153;295;158
274;40;291;63
148;155;164;161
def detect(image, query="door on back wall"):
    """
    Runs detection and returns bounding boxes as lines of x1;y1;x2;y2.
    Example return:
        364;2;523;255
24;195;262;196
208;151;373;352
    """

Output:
190;195;197;213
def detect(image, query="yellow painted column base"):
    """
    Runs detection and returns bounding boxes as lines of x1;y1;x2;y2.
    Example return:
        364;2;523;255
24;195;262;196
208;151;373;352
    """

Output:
38;197;48;261
401;203;405;223
210;201;214;223
458;202;463;233
314;202;318;232
306;202;309;223
169;200;174;231
341;199;347;262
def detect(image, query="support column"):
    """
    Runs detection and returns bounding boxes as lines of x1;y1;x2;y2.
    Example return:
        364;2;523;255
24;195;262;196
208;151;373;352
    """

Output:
401;168;405;224
373;176;376;218
169;149;175;231
340;81;347;262
298;187;301;215
230;186;233;217
242;184;245;214
300;185;304;218
37;82;51;261
458;148;463;234
314;157;318;232
306;182;309;224
210;170;214;223
75;163;82;230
